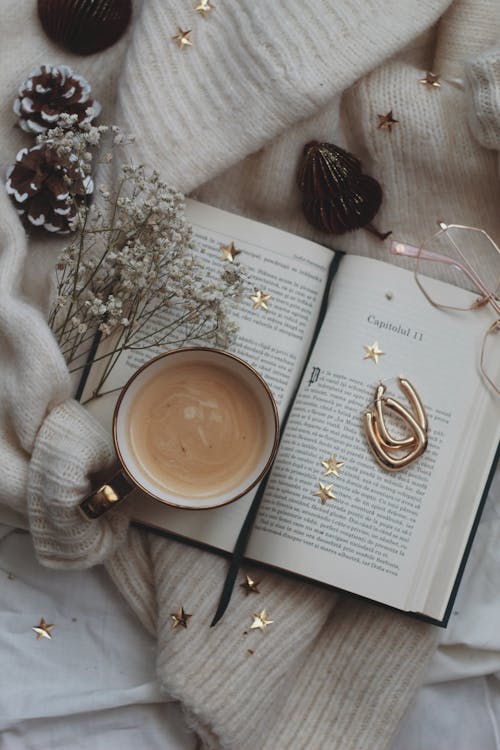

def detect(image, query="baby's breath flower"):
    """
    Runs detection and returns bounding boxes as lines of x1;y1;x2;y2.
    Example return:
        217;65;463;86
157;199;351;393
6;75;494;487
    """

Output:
49;146;243;402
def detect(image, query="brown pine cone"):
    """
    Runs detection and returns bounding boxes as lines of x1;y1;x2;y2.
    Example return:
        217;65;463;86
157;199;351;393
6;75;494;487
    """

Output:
6;143;93;234
13;64;101;134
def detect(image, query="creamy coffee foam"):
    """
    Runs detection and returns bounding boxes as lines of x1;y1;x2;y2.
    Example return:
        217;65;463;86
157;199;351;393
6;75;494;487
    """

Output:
126;362;267;499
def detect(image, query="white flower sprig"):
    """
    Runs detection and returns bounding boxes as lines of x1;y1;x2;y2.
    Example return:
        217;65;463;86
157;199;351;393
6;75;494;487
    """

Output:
47;117;243;402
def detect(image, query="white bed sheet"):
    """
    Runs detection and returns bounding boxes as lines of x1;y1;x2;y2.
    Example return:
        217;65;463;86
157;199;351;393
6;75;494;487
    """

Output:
0;525;196;750
1;464;499;750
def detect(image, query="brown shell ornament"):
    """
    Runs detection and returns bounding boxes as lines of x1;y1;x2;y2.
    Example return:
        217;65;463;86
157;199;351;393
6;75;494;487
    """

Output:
38;0;132;56
298;141;391;240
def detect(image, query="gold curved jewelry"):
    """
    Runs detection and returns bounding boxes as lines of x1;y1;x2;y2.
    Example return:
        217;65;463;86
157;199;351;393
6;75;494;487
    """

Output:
364;377;429;471
364;404;428;471
398;377;429;433
373;383;415;450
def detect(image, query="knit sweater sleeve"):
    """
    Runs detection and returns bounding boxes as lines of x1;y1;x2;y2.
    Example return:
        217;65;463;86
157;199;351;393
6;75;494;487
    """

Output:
0;188;128;567
466;43;500;154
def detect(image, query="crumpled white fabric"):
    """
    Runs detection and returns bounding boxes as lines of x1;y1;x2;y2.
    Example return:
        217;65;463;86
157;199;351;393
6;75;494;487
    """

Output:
0;525;194;750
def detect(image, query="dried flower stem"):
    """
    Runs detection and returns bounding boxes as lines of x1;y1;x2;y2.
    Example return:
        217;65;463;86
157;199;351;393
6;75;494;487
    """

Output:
47;119;242;402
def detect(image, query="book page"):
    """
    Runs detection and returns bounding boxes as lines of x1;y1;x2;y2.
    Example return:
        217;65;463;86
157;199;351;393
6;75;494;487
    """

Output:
85;200;333;550
246;255;499;618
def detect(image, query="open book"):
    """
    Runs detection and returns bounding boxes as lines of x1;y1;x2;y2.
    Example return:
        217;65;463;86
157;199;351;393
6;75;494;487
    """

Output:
85;200;500;626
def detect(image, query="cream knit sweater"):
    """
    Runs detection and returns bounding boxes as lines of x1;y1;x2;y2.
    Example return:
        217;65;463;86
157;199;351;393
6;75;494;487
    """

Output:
1;1;499;748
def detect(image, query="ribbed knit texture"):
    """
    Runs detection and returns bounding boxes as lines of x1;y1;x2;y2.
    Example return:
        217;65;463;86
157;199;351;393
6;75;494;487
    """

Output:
118;0;451;193
107;537;439;750
0;1;499;748
192;3;500;275
28;400;129;567
466;43;500;153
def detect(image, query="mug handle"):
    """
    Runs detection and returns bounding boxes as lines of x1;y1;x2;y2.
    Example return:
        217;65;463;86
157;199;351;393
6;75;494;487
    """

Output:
79;470;136;520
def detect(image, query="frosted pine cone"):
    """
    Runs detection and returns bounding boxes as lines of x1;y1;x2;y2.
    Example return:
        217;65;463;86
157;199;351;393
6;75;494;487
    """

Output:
13;64;101;134
6;143;93;234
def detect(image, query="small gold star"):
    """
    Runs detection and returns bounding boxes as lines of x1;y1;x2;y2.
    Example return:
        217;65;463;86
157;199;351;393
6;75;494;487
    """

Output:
170;606;192;629
419;71;441;88
172;28;193;49
250;610;273;633
195;0;215;15
314;482;336;504
250;290;271;310
240;575;260;596
363;342;385;364
220;241;241;263
321;454;345;477
377;111;399;131
32;617;54;640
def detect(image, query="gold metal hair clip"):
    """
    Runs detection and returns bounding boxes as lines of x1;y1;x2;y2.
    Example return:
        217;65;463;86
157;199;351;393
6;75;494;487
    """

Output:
363;377;429;471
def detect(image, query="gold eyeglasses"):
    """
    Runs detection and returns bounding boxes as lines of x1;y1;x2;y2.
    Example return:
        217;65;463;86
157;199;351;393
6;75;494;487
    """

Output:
391;222;500;394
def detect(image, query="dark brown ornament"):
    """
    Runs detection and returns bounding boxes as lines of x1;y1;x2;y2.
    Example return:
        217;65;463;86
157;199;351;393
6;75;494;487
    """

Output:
38;0;132;56
14;64;101;134
6;143;93;234
298;141;391;241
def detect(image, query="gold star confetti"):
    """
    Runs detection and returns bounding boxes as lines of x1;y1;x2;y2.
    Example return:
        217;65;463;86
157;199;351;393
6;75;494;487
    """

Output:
321;454;345;477
419;71;441;88
32;617;54;640
195;0;215;15
377;111;399;131
313;482;336;504
170;606;192;629
172;28;193;49
220;241;241;263
250;290;271;310
250;610;273;632
363;342;385;364
240;575;260;596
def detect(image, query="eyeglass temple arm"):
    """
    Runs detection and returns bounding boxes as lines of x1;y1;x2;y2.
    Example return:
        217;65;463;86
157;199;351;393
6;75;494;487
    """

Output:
390;240;493;302
391;240;463;267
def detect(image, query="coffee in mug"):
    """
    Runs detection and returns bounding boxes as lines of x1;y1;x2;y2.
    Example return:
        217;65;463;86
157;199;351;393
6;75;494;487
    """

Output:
80;348;279;517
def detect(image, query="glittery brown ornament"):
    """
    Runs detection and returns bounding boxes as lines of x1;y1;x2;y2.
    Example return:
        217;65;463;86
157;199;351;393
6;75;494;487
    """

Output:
298;141;391;241
14;64;101;134
38;0;132;56
6;143;93;234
